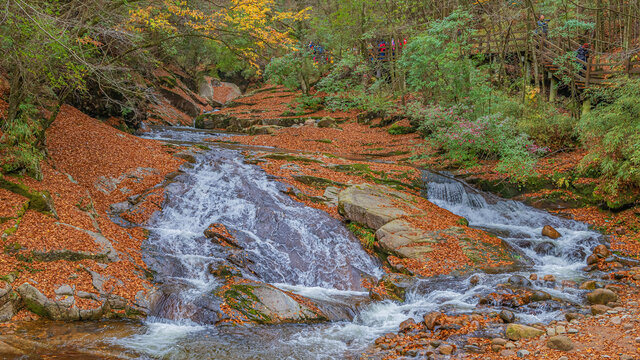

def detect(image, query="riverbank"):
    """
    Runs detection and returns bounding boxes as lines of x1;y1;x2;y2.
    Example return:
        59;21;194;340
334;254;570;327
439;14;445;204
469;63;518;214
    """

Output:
0;103;186;324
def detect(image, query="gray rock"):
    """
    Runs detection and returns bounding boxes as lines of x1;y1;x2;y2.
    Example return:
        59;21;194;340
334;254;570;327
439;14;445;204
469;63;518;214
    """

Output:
338;184;415;230
500;310;516;323
506;324;544;340
54;284;74;296
517;349;530;358
508;275;532;287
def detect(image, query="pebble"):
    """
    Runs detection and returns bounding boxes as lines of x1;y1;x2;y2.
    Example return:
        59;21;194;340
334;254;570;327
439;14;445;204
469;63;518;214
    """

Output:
611;316;622;325
623;323;633;330
491;338;507;346
505;342;516;349
517;349;530;358
555;325;566;334
500;350;516;357
546;327;556;336
558;357;568;360
635;337;640;343
438;344;454;355
568;328;579;334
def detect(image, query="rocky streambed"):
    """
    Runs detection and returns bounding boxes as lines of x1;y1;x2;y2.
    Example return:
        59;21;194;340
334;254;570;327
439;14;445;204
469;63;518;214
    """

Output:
2;126;638;359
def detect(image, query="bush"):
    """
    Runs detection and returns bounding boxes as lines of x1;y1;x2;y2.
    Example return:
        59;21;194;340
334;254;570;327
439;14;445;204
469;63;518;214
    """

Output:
578;79;640;208
414;104;542;182
265;49;322;94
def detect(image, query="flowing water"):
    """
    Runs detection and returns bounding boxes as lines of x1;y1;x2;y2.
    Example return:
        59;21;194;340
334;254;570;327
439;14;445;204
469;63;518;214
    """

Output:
7;127;606;359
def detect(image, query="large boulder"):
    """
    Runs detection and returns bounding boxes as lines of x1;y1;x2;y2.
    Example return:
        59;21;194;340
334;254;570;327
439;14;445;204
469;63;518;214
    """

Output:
219;279;327;324
547;335;574;351
338;184;418;230
505;324;544;340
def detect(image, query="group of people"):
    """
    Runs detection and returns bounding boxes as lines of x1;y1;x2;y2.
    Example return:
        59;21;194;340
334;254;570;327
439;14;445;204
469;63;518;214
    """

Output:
308;42;330;64
536;14;590;69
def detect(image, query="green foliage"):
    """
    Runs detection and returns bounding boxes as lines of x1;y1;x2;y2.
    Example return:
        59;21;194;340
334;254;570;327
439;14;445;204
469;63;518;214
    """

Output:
399;10;491;110
346;222;376;248
0;102;44;179
578;79;640;207
265;48;323;94
388;122;415;135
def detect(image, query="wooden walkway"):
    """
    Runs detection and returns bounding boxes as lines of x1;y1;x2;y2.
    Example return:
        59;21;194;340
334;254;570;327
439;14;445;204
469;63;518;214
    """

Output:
469;28;640;90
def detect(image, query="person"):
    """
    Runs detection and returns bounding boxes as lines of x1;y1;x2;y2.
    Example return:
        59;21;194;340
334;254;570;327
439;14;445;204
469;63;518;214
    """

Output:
536;15;549;35
576;43;590;69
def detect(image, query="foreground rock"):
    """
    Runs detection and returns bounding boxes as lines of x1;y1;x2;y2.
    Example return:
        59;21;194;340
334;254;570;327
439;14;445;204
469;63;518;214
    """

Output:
506;324;544;340
218;278;327;324
586;288;618;305
338;184;521;275
547;335;574;351
542;225;561;239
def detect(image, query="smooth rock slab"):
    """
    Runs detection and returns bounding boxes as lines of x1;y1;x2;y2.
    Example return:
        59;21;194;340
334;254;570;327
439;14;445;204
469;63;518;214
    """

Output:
338;184;418;230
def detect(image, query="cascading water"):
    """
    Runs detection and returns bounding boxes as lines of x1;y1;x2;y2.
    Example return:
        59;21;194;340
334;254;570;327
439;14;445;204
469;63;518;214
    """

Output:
110;127;605;359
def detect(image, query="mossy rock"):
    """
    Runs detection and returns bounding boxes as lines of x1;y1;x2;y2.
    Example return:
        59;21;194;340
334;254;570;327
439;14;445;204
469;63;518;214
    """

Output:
262;154;323;164
0;176;56;217
292;175;344;189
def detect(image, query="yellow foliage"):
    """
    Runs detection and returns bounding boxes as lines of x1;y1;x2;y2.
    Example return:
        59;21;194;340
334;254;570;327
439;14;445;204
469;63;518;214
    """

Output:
127;0;310;70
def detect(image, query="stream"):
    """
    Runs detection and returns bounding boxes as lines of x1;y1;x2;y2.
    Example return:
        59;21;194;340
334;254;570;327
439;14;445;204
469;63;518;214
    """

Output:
7;127;606;359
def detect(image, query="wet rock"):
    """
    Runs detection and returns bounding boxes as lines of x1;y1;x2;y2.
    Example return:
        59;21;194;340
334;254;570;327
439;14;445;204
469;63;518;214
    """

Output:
529;274;538;281
508;275;532;287
500;310;516;323
0;282;19;322
591;304;610;315
586;254;599;265
579;280;600;290
209;264;241;278
219;279;327;324
586;288;618;305
593;244;611;259
542;225;561;239
398;318;416;333
535;242;558;256
543;274;556;282
174;150;197;163
505;324;544;340
373;274;415;302
464;344;483;353
16;283;80;321
469;274;480;286
531;290;552;302
204;223;241;248
423;312;443;330
561;280;577;289
547;335;574;351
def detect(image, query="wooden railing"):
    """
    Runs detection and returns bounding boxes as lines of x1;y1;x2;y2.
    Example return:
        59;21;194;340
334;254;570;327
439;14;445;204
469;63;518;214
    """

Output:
468;27;640;89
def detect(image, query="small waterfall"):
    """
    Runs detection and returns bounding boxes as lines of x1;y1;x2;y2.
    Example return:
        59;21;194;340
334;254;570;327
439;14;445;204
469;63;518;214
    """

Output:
113;128;605;359
423;170;601;275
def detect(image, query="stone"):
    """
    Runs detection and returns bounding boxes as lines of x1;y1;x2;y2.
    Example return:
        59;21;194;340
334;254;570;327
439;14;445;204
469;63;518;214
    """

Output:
54;284;73;296
469;274;480;286
547;335;574;351
568;328;579;334
546;327;556;336
398;318;416;333
542;225;561;239
517;349;530;358
0;340;25;355
593;244;611;259
505;342;516;349
529;274;538;281
220;279;327;324
317;117;336;128
558;357;568;360
500;350;516;357
611;316;622;325
561;280;577;289
491;338;508;346
591;304;610;315
438;344;454;355
586;254;599;265
491;344;503;352
338;184;415;230
500;310;516;323
620;355;633;360
555;325;566;334
16;283;81;321
586;288;618;305
506;324;544;340
531;290;552;302
423;312;443;330
579;280;599;290
565;312;581;322
508;275;532;287
543;274;556;282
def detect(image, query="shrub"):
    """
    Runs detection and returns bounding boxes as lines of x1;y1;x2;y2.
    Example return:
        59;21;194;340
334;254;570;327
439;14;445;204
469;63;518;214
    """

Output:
264;49;322;94
578;79;640;208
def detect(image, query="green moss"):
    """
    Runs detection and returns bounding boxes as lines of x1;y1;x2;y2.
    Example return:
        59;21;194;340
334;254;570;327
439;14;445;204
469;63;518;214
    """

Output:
387;123;416;135
314;139;333;144
263;154;323;164
158;76;178;88
30;250;109;263
456;218;470;226
347;222;377;249
292;175;343;188
0;176;56;217
223;284;272;324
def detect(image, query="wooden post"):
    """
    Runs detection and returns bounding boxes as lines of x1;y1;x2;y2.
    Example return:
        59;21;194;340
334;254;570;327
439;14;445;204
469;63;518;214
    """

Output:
549;73;557;102
585;55;592;87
